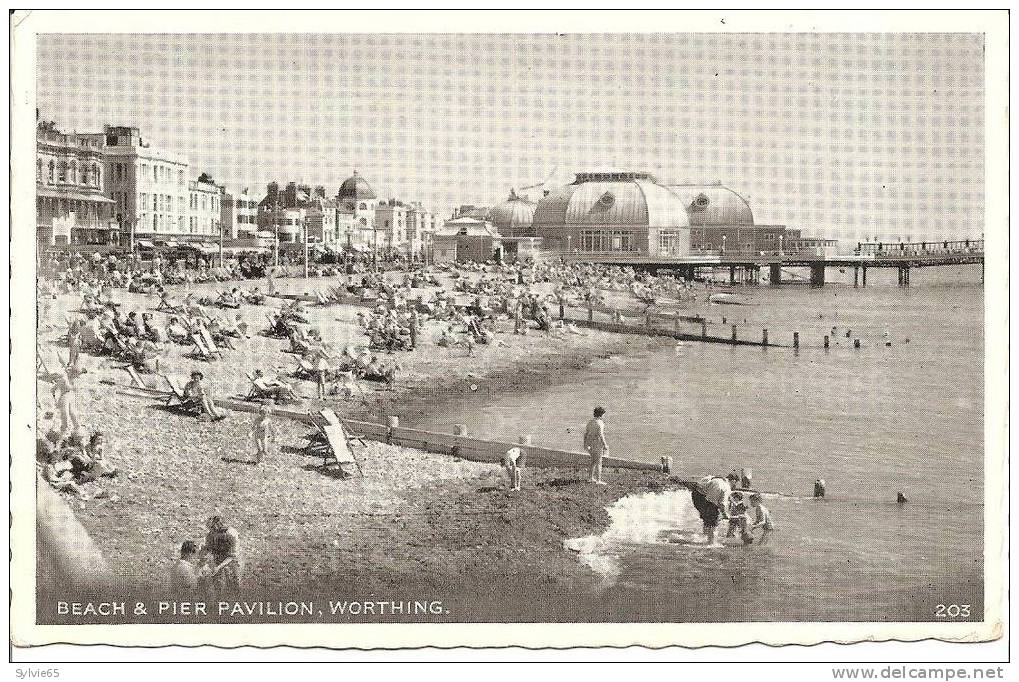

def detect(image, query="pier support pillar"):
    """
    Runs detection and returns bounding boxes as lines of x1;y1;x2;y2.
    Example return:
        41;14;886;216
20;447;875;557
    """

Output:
862;266;867;287
769;263;782;286
809;263;826;288
729;265;737;285
854;266;859;288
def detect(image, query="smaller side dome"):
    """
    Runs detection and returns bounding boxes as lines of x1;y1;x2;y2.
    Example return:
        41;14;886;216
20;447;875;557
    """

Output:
489;189;537;234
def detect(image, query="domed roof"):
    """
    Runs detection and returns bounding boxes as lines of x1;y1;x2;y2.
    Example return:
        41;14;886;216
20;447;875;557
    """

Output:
338;171;377;201
667;184;754;225
488;190;537;231
533;172;690;228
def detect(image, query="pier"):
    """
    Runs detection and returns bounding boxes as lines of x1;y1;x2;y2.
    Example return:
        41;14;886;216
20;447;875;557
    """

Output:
561;239;984;288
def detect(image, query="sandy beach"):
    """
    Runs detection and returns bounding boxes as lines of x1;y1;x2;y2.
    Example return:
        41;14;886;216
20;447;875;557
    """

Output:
36;274;668;618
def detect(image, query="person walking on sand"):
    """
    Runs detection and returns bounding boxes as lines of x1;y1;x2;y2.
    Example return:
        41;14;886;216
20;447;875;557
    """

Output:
248;404;274;464
583;406;609;485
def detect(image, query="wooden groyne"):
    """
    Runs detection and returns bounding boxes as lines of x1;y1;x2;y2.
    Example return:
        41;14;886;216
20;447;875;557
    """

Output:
115;384;671;474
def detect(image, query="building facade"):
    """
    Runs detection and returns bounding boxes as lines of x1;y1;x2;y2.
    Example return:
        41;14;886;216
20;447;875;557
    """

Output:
188;175;222;238
101;125;189;244
336;171;378;249
36;119;116;246
375;200;408;250
220;187;259;240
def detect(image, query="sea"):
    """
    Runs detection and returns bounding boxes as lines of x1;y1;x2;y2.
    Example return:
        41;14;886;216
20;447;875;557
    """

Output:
409;264;986;622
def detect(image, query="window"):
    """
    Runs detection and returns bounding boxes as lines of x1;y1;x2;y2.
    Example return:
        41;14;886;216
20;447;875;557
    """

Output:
92;164;100;187
153;165;158;182
48;160;55;183
359;202;367;210
153;214;158;230
36;159;42;182
178;170;184;186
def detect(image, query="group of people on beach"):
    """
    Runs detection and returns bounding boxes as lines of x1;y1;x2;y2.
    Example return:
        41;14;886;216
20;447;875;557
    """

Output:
170;515;243;598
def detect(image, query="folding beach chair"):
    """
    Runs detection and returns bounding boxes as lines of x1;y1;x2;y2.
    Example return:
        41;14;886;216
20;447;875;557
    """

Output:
306;408;360;477
126;365;148;389
163;374;192;410
315;290;330;305
191;333;216;361
199;325;230;354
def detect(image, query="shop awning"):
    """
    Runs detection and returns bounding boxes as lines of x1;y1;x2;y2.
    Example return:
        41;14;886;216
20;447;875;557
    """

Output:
37;187;115;203
163;240;180;249
136;240;155;249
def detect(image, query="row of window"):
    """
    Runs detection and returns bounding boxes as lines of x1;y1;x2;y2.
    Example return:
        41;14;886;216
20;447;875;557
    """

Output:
37;158;101;188
189;193;219;212
579;230;637;252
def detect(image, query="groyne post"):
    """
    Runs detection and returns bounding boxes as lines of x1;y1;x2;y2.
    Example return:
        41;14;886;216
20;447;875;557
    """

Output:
386;415;399;443
810;263;826;288
824;335;830;350
769;263;782;286
793;331;800;349
731;324;737;342
762;328;769;346
701;320;707;339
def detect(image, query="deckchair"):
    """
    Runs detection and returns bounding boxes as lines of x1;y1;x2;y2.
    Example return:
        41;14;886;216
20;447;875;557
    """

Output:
126;365;148;389
199;325;229;354
163;374;193;410
306;409;359;476
245;372;298;404
191;333;216;361
315;290;330;305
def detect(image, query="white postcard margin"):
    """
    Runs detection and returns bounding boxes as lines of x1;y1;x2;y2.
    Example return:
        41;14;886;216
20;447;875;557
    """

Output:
9;9;1008;649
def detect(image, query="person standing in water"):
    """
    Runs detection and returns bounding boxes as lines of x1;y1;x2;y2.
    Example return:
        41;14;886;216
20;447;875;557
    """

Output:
686;475;734;545
583;406;609;485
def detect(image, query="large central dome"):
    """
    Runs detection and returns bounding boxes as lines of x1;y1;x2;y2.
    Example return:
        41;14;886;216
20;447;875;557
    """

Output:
532;171;692;255
533;171;690;230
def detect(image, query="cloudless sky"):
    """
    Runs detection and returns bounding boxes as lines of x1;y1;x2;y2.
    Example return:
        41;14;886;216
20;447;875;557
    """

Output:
36;32;984;244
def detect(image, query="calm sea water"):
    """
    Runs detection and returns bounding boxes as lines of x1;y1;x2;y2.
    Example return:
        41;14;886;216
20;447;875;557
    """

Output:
411;265;985;621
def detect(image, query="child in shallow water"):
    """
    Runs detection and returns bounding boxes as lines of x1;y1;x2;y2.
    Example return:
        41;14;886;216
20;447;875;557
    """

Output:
749;493;775;544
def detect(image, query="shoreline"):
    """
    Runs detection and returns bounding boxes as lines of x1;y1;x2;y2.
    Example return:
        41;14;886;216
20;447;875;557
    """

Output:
37;284;673;616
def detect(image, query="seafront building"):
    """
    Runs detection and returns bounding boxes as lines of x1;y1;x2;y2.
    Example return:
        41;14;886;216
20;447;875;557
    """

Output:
532;170;692;256
220;186;259;240
101;125;190;247
35;119;116;247
336;171;378;250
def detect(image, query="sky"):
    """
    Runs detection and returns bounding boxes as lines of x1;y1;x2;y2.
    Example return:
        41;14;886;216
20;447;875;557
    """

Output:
36;32;985;244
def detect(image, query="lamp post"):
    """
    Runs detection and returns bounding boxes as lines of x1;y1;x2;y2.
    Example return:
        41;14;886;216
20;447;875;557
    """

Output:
373;225;379;272
218;218;224;268
303;214;310;279
273;198;282;268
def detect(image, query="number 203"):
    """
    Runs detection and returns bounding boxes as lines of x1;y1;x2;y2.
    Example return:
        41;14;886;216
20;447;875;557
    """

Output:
935;604;971;618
